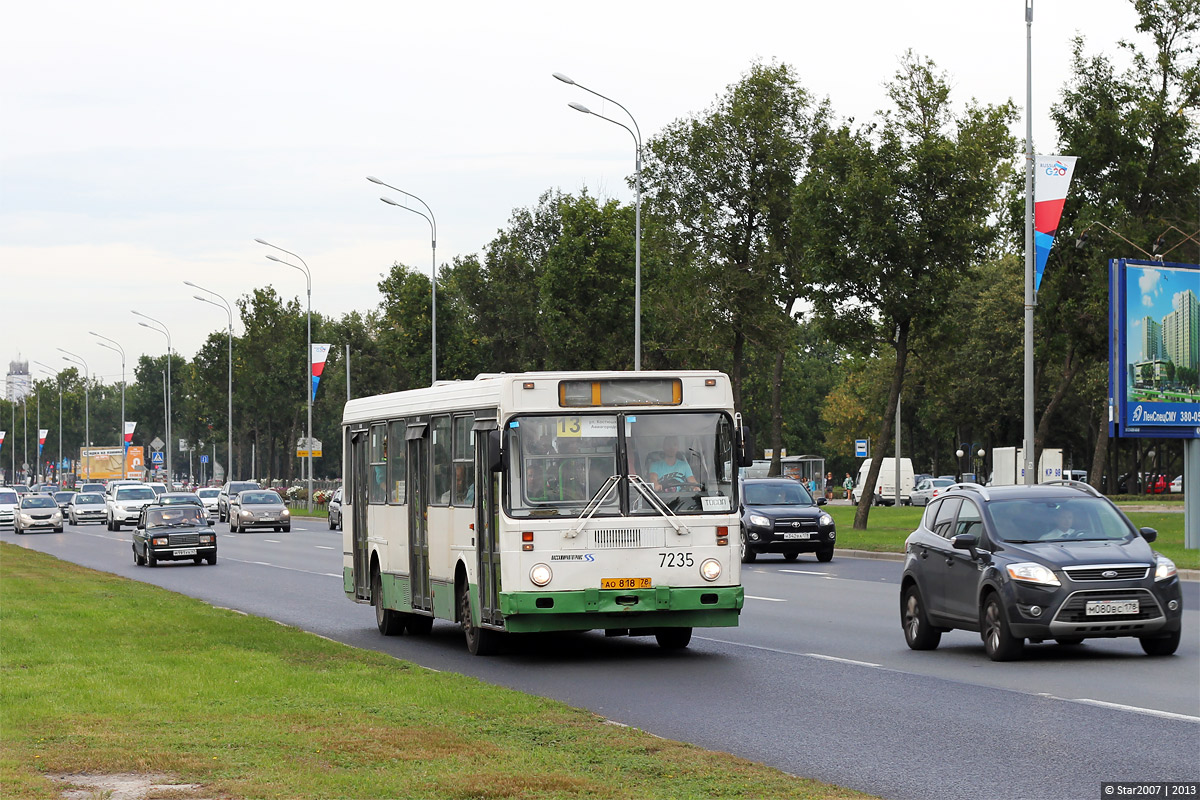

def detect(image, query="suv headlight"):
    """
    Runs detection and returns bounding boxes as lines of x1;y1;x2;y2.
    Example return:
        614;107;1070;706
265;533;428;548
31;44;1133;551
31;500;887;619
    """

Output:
748;514;770;527
1155;555;1178;582
818;513;833;527
1005;562;1060;587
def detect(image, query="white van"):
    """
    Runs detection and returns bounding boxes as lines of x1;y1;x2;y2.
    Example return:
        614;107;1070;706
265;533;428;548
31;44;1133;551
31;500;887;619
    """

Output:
851;458;915;506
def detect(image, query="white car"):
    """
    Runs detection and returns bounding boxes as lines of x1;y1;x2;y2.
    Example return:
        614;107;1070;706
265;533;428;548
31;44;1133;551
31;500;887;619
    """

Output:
1170;475;1183;493
910;477;955;507
0;487;19;528
196;487;221;519
106;484;158;530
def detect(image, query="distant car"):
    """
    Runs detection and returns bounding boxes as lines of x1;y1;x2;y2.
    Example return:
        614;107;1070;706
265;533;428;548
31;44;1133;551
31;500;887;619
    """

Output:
152;492;205;509
146;482;168;497
104;479;143;500
53;491;75;515
0;488;19;528
1147;474;1170;495
229;490;291;533
327;487;343;530
79;483;106;494
30;483;59;495
196;487;220;519
132;503;216;566
1170;475;1182;493
739;478;835;563
15;494;63;533
106;484;157;530
911;478;956;507
900;483;1182;661
218;481;261;522
11;484;30;498
67;492;107;525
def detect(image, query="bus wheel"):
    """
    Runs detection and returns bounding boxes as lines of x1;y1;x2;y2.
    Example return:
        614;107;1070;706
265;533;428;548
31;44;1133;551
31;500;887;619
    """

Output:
655;627;692;650
372;568;405;636
458;582;498;656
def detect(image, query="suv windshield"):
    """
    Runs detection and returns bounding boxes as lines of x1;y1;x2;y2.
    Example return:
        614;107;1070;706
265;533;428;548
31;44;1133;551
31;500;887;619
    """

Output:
506;412;736;518
744;482;813;506
987;497;1134;543
197;489;219;498
0;491;17;504
229;482;259;495
116;487;156;501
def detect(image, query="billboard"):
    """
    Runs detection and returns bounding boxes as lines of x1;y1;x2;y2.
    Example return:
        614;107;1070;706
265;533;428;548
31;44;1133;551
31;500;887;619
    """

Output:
79;446;146;480
1110;258;1200;439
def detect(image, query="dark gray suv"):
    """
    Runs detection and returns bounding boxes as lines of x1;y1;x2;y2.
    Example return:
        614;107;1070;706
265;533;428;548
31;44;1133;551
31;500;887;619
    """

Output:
900;482;1182;661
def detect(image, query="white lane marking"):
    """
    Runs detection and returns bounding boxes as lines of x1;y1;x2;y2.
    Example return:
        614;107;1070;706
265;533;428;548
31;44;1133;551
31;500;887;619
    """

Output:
315;545;336;550
780;569;832;576
264;539;281;543
746;595;786;602
804;653;882;668
1039;695;1200;724
222;557;341;579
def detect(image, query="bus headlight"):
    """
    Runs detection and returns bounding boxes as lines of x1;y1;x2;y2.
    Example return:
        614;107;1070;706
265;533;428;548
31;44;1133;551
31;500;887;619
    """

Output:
530;563;553;587
700;558;722;582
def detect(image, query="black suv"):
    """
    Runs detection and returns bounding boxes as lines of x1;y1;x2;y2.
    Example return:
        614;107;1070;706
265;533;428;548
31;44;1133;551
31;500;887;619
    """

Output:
900;482;1182;661
739;478;836;563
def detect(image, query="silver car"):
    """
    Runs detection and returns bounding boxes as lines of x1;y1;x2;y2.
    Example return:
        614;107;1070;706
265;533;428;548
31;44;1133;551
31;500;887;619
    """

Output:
0;488;19;528
15;494;64;533
911;478;956;507
229;490;291;533
68;492;107;525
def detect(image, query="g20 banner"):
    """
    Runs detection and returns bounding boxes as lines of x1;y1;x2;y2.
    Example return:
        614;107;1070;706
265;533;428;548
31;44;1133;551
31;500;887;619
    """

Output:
1110;258;1200;438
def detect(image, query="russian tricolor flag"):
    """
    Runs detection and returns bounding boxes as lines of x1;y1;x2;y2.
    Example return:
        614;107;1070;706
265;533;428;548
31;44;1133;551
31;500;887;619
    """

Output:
1034;155;1078;293
311;344;332;402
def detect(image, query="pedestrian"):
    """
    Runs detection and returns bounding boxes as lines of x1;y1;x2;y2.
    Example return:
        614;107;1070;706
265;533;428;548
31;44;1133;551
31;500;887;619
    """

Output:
825;472;834;501
842;472;853;499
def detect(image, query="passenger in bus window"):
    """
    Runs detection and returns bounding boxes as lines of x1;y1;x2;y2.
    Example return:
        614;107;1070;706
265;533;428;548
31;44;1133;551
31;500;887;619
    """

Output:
648;436;699;492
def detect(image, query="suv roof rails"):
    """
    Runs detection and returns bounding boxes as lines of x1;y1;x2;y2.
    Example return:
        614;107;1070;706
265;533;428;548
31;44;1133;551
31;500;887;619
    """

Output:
947;482;990;501
1041;479;1102;498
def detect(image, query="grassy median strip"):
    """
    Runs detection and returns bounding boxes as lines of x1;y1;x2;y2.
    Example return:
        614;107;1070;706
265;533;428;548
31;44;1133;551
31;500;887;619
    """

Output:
0;544;870;800
826;505;1196;569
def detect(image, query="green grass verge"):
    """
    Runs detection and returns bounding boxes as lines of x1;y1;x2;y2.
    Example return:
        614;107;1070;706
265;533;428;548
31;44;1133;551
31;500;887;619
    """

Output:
828;505;1197;570
0;543;870;800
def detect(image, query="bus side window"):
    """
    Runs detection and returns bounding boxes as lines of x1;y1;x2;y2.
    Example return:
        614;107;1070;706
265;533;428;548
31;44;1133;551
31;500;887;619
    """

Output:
387;419;406;504
431;416;452;504
452;414;475;506
369;423;387;504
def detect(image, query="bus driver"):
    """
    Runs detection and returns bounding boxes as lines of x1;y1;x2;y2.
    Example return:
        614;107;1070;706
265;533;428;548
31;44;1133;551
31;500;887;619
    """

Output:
648;436;699;492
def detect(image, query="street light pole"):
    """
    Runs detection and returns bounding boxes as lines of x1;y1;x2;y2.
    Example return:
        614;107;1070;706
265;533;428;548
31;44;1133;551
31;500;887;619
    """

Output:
90;332;126;456
33;362;62;482
133;312;173;483
1023;0;1037;485
554;72;643;370
365;176;438;384
58;349;89;460
186;281;235;482
256;239;314;512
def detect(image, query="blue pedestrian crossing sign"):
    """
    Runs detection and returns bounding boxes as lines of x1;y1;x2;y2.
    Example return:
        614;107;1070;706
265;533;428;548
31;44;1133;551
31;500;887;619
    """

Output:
150;451;165;466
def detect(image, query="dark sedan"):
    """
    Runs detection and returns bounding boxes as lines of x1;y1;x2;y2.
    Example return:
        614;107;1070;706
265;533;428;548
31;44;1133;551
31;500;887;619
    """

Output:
229;490;291;533
132;505;216;566
739;478;836;563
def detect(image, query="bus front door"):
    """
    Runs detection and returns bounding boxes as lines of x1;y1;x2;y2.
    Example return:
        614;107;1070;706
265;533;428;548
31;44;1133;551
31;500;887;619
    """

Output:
474;424;502;628
407;424;432;612
351;429;370;601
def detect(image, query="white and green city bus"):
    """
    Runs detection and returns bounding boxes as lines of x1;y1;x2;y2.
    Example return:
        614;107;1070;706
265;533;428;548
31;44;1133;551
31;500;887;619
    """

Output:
341;370;753;654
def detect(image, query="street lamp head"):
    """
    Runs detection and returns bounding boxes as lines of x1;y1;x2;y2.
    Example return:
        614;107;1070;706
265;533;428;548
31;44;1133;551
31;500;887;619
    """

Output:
366;176;385;186
380;197;402;207
955;449;965;459
977;448;985;458
88;330;99;336
193;295;208;302
552;72;576;85
265;254;285;263
254;238;271;246
138;322;153;330
568;101;592;115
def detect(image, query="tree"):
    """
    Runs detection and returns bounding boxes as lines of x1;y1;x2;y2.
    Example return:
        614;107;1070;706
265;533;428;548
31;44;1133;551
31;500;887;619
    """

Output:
642;60;818;442
797;52;1017;528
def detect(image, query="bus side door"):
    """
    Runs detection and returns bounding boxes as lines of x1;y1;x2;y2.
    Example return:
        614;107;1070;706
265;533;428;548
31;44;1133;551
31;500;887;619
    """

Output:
406;422;432;612
473;420;502;628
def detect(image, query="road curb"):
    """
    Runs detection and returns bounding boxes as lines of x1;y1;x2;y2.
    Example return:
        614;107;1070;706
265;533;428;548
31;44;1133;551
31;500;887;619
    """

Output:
835;548;1199;582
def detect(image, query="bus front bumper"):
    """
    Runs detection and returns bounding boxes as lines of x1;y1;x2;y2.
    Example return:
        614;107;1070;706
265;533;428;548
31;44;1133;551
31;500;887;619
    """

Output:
498;585;744;633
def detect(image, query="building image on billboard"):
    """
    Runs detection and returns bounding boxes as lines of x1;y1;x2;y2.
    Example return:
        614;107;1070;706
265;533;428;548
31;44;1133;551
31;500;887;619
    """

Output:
1113;259;1200;437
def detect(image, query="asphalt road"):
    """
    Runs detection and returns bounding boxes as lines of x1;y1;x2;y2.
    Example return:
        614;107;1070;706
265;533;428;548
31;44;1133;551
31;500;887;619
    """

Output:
4;518;1198;800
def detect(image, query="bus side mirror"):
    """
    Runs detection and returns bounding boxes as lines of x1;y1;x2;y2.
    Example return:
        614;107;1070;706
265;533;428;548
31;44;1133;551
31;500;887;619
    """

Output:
738;426;756;468
490;429;504;473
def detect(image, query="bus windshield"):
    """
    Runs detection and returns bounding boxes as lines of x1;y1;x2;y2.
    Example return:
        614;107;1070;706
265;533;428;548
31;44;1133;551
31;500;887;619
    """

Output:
506;412;735;518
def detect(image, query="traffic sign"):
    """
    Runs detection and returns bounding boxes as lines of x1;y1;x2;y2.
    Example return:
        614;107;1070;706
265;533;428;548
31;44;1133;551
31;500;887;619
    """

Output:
150;437;165;450
150;451;165;466
200;455;209;464
855;439;870;458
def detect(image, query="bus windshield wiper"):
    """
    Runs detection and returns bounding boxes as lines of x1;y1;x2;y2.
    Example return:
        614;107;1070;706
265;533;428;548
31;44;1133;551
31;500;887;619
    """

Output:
628;475;689;536
565;475;622;539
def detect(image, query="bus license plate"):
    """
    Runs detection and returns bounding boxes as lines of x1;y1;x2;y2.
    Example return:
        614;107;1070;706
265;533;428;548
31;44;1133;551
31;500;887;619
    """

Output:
602;578;651;590
781;532;811;540
1085;599;1138;616
173;548;198;557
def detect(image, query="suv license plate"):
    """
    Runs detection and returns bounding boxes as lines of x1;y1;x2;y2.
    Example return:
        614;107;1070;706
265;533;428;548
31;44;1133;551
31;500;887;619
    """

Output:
601;578;651;590
173;548;198;557
781;532;811;540
1085;600;1139;616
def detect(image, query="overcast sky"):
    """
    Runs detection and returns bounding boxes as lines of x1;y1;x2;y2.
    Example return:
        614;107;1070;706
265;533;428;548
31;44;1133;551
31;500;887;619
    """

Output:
2;0;1142;387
